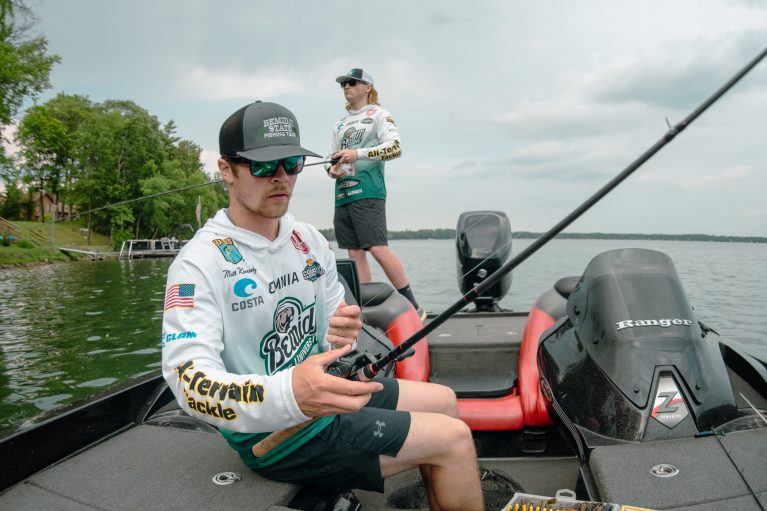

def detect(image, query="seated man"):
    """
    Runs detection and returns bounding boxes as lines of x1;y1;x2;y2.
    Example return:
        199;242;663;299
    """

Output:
161;100;484;510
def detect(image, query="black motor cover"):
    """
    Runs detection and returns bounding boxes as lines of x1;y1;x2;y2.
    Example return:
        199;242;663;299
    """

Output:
538;248;737;445
456;211;512;311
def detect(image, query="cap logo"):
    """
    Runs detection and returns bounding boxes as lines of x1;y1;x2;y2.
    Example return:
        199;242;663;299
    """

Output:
257;116;297;139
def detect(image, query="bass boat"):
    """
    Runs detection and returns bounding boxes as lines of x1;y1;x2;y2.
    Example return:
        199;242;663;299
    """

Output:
2;43;766;511
0;213;765;510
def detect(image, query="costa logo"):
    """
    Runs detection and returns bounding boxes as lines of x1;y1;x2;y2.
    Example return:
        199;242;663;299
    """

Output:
234;278;257;298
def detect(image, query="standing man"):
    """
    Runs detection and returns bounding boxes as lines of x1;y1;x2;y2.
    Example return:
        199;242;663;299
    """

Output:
161;100;483;510
327;68;425;320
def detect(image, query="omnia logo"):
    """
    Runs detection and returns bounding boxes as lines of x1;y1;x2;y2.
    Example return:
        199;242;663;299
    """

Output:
616;318;693;331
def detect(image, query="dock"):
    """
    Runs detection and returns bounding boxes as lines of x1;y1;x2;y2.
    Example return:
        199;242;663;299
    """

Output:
58;247;120;260
118;238;187;259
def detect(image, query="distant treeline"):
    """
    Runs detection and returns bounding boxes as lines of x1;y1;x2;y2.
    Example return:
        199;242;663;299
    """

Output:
318;229;766;244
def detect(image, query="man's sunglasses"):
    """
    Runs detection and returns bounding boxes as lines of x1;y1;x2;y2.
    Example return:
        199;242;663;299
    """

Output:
340;79;366;88
226;155;305;177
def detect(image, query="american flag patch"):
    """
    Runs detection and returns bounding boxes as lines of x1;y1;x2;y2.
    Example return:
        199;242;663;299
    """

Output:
164;284;195;310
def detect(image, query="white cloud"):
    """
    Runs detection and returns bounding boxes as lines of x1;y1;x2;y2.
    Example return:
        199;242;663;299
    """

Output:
199;149;220;177
177;67;307;100
1;123;20;157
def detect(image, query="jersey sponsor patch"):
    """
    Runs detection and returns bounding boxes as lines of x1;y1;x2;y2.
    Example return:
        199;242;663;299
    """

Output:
302;258;325;282
234;278;258;297
212;238;243;264
341;126;365;149
338;179;359;189
291;230;310;254
360;117;374;124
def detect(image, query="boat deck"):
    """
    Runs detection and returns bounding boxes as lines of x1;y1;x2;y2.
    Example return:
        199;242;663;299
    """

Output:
0;420;579;511
2;312;766;510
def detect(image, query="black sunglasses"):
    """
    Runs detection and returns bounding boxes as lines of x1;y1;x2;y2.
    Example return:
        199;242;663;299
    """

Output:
340;79;365;88
225;155;305;177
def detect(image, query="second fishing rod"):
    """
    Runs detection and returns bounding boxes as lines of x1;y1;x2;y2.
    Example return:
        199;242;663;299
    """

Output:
327;44;767;382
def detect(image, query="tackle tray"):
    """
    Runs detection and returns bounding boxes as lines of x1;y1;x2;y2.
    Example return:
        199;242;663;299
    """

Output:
502;489;656;511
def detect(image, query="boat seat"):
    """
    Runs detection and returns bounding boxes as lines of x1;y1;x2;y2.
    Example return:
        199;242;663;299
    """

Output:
516;278;577;429
553;276;580;299
359;282;395;307
430;372;516;399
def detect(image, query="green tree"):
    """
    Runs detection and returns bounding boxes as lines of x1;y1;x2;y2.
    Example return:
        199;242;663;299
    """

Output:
16;103;67;221
0;179;21;218
0;0;60;165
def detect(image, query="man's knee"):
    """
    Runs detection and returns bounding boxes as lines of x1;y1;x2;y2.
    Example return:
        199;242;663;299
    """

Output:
367;245;389;257
434;383;459;417
439;417;475;460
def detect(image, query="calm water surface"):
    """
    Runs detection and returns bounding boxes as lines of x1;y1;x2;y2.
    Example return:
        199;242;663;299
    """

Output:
0;238;765;437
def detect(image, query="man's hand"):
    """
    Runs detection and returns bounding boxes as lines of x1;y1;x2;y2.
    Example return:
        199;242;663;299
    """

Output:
333;149;358;164
292;345;383;417
327;300;361;349
328;149;358;178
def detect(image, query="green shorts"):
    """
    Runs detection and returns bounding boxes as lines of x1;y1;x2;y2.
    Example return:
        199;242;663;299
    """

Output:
334;198;388;250
252;377;410;493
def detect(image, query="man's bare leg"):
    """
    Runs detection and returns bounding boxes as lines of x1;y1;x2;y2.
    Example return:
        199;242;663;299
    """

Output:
348;248;372;283
368;245;409;290
391;380;478;511
379;411;483;511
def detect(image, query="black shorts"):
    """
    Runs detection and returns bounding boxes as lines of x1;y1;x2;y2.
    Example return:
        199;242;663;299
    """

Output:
334;198;388;250
252;377;410;493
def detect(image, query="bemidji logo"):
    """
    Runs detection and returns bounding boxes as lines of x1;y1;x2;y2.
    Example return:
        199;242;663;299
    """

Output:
260;297;317;374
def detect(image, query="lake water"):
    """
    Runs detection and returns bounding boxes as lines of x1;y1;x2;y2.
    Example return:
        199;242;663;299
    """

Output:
0;238;764;437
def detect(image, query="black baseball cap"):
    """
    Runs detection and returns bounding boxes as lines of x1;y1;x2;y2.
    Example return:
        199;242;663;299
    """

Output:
219;101;320;161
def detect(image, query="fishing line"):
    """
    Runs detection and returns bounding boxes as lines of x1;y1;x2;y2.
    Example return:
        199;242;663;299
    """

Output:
348;44;767;381
69;158;337;220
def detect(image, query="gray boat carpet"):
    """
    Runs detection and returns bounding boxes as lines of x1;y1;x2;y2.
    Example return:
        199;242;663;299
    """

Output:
590;427;767;510
0;424;298;511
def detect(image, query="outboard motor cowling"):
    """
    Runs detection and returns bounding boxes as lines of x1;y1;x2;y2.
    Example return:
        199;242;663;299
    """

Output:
456;211;512;311
538;249;737;451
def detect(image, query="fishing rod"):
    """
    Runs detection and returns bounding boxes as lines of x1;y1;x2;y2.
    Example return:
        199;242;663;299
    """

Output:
70;158;339;219
330;44;767;381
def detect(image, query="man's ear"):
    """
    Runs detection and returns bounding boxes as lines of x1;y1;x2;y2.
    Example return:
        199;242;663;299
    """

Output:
219;158;235;183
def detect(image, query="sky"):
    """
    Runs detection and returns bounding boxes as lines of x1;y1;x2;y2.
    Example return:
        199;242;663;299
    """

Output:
7;0;767;235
